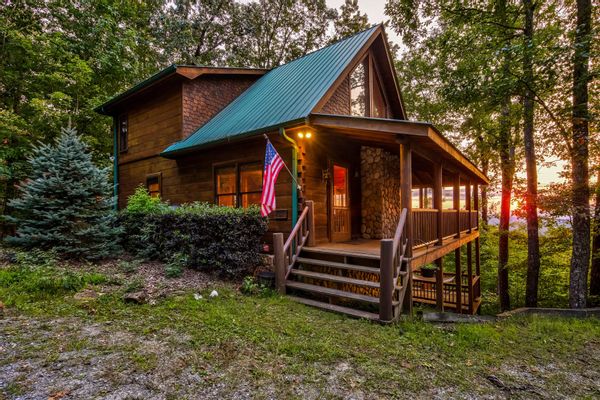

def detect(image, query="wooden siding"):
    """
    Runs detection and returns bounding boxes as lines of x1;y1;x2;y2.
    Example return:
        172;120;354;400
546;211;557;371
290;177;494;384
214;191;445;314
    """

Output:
301;132;362;243
118;135;294;239
118;84;183;166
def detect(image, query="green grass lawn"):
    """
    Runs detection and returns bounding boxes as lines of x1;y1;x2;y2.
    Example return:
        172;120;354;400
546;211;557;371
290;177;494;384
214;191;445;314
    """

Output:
1;262;599;399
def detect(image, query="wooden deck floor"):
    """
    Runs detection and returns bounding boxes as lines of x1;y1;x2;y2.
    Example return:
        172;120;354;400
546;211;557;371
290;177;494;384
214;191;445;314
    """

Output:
311;239;380;258
311;230;479;268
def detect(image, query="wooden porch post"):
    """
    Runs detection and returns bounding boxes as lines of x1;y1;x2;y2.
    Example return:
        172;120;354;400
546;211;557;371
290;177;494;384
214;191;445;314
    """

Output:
435;257;444;311
455;248;462;313
400;141;413;257
419;187;424;208
475;238;481;276
466;179;472;233
273;233;286;294
453;174;460;238
306;200;316;247
473;183;479;230
434;163;443;245
467;241;474;314
379;239;394;321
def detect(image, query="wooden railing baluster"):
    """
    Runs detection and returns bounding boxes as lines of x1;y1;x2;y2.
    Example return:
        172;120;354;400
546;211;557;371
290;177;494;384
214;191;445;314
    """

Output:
379;208;410;322
273;200;315;291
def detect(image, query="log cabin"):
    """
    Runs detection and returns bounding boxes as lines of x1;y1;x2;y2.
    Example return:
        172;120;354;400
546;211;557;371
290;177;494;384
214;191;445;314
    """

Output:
96;25;489;322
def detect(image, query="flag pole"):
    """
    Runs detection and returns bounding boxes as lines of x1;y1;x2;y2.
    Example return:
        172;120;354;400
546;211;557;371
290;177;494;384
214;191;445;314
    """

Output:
263;134;301;190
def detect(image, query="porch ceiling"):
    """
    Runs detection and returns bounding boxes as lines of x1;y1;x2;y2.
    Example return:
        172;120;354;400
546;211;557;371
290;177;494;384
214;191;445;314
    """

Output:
308;113;490;185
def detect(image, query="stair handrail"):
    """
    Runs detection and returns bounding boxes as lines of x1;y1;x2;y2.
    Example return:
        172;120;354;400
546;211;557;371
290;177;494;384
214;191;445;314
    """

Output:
379;208;410;322
392;208;408;260
273;200;315;293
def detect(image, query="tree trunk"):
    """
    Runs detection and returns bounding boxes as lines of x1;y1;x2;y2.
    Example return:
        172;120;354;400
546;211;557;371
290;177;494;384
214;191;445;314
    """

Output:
590;169;600;302
481;156;489;226
569;0;592;309
523;0;541;307
496;0;513;312
498;100;513;312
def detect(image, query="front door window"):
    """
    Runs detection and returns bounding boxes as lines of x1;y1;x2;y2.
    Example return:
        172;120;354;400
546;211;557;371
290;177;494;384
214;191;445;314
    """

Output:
331;163;351;242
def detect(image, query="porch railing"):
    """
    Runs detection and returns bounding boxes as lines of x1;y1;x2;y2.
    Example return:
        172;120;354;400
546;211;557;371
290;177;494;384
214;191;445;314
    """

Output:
413;209;478;247
412;273;481;313
273;200;315;293
412;208;437;246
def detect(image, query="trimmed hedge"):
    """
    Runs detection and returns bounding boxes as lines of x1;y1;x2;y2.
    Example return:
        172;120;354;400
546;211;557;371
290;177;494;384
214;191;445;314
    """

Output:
120;189;268;278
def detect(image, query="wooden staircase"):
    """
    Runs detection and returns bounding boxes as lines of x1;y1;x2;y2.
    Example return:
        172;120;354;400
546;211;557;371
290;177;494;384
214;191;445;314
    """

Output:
273;203;411;323
286;248;410;321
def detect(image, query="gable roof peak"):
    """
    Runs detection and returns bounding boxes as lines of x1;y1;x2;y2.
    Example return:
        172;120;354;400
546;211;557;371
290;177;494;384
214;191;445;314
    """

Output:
162;25;382;157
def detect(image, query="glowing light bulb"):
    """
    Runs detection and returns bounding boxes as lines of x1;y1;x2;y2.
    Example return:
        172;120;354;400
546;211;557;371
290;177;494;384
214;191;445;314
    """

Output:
306;132;312;139
298;132;304;138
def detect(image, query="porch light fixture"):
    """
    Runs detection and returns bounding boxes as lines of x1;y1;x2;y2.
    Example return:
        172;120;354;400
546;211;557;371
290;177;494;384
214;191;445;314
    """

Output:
297;129;314;140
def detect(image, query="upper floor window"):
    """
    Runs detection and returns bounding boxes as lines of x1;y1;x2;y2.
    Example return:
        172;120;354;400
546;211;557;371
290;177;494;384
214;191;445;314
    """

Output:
215;162;262;208
348;55;389;118
372;75;387;118
118;114;128;152
146;173;161;198
350;60;368;117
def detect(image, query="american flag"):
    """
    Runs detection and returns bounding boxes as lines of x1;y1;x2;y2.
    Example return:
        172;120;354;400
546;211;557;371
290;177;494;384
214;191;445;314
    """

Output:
260;141;284;217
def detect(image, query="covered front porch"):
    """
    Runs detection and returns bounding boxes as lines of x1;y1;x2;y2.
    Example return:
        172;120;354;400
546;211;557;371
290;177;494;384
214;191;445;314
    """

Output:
309;220;482;314
272;114;489;321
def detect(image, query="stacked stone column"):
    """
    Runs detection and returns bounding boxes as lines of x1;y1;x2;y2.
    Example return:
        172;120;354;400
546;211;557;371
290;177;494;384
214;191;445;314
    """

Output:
360;146;400;239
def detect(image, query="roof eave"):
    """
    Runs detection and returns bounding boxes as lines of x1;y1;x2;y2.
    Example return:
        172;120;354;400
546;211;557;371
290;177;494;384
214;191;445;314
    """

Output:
160;117;308;159
94;65;271;115
94;64;178;115
308;113;489;185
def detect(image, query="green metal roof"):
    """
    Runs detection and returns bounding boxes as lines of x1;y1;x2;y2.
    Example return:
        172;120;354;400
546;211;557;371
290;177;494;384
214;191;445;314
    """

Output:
162;25;380;157
95;65;267;115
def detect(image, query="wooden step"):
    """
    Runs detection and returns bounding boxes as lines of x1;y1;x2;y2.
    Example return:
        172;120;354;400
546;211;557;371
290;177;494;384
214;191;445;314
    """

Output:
290;269;380;288
301;247;380;260
286;281;399;305
288;296;380;321
296;257;380;274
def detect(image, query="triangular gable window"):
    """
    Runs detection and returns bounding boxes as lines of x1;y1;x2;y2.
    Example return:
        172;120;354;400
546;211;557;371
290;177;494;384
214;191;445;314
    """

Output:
350;59;368;117
372;73;387;118
348;53;389;118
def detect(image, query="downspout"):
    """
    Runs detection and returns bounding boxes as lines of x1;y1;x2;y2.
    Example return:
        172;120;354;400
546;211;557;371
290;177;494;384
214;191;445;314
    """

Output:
279;127;298;229
112;116;118;210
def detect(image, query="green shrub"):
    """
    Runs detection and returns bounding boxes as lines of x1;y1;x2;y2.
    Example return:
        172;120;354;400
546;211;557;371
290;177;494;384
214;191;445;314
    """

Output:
119;196;268;279
240;275;276;297
118;259;142;274
124;277;143;293
241;276;260;295
165;253;186;278
125;186;170;214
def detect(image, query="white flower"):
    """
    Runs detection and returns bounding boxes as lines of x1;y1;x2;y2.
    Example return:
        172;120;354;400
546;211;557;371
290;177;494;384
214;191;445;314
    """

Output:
193;293;203;300
209;290;218;298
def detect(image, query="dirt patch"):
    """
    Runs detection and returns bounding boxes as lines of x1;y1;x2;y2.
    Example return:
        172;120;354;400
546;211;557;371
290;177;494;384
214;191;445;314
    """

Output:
0;316;222;399
70;258;238;302
0;315;360;399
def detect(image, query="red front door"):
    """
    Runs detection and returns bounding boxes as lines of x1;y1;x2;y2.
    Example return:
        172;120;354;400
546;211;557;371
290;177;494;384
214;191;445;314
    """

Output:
330;163;351;242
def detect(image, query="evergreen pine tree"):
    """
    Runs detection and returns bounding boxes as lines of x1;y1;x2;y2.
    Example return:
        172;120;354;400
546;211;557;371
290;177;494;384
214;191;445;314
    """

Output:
6;127;120;259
